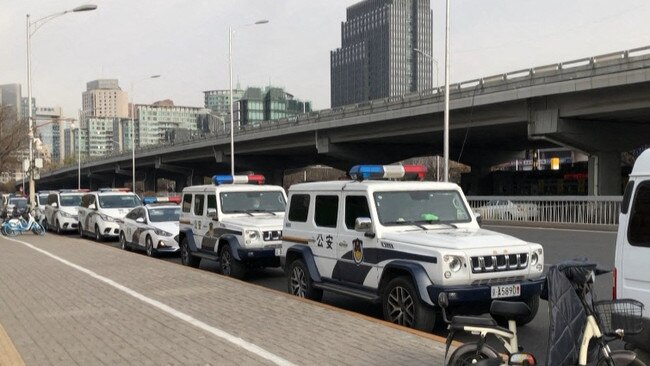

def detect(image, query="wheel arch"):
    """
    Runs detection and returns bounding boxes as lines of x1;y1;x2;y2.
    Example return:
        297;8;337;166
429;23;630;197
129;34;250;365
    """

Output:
379;260;435;307
178;228;198;252
285;246;321;283
217;235;242;261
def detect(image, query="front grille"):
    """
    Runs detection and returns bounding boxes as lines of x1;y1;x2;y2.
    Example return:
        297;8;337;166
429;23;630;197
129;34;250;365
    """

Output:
472;276;525;286
471;253;528;273
263;230;282;241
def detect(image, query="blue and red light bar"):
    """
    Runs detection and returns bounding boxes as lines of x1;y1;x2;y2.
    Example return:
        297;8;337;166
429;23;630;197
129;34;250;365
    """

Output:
212;174;266;186
143;196;181;205
349;165;427;181
59;189;90;193
98;188;131;192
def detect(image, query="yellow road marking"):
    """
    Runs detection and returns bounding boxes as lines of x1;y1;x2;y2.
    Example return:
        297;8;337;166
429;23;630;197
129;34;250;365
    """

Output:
0;320;25;366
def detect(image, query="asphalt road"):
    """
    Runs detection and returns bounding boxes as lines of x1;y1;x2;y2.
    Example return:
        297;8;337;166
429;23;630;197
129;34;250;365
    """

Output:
91;225;650;365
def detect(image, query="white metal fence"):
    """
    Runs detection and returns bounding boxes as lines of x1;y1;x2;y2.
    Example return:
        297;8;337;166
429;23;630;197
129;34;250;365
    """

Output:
466;196;623;226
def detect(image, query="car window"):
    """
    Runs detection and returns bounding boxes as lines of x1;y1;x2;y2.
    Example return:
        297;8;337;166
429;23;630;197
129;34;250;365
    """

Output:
38;195;48;205
220;191;286;213
126;209;138;220
182;194;192;213
628;181;650;247
315;195;338;228
373;190;471;225
194;194;205;216
47;194;58;205
345;195;370;230
10;198;27;208
288;194;310;222
60;194;83;207
207;195;217;210
98;194;141;209
148;207;181;222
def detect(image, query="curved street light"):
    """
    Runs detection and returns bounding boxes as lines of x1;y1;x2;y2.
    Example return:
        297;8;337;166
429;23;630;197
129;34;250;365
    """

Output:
26;3;97;206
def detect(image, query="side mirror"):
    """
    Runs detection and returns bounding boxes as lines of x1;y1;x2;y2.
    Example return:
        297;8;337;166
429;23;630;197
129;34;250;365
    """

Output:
474;212;482;226
52;202;58;208
354;217;372;232
135;217;145;224
207;208;218;220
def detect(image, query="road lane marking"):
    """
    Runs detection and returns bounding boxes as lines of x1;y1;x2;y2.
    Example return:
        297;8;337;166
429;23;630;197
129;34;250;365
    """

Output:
3;236;297;366
0;319;25;366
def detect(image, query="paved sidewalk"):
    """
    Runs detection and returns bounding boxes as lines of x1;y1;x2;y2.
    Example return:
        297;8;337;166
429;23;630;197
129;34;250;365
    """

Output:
0;234;448;365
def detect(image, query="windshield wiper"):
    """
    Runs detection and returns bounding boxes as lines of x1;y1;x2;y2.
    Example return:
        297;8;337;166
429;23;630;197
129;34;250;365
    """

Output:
384;220;429;230
245;209;277;216
228;210;254;216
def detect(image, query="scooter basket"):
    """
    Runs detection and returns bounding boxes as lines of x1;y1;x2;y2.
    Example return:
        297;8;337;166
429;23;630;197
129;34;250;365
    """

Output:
594;299;644;336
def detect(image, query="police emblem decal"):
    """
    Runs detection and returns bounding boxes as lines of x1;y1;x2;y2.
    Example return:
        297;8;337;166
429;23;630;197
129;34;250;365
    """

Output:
352;238;364;264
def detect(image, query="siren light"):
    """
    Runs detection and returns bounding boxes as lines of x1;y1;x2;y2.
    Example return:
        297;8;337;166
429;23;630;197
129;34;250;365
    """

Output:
143;196;181;205
98;188;131;192
349;165;427;181
212;174;265;185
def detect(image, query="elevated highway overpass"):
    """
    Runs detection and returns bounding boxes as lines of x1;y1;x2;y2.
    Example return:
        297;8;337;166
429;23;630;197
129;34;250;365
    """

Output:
39;46;650;194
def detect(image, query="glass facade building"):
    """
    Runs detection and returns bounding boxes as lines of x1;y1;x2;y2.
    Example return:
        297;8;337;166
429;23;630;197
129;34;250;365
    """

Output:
234;86;312;126
330;0;433;107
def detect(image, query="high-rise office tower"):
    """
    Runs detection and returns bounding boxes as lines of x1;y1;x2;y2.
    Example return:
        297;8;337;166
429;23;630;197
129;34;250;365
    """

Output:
330;0;433;107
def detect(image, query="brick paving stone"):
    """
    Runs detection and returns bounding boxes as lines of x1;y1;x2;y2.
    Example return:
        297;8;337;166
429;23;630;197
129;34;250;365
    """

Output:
0;234;449;365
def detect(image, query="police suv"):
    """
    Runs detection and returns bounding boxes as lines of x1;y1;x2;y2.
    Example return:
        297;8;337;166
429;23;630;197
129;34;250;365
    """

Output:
43;189;87;233
280;165;545;331
178;174;286;279
78;188;142;241
119;196;181;257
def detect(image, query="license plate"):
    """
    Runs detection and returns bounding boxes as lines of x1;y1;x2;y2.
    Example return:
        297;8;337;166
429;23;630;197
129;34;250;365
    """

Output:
275;248;282;256
491;284;521;299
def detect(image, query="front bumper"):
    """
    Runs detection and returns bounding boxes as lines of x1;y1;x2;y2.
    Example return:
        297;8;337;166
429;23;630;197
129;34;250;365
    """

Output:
98;222;120;237
57;216;79;231
154;236;180;253
428;277;545;308
237;247;281;267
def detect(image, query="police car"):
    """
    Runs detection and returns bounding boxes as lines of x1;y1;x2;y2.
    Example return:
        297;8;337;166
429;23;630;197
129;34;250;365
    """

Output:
119;197;181;256
78;188;142;241
43;189;88;233
280;164;545;331
178;174;286;279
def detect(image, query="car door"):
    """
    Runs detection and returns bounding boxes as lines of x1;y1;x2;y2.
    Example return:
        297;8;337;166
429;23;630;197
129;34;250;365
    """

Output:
191;193;206;250
200;193;219;253
310;193;340;281
123;208;138;244
133;208;148;248
336;193;377;286
78;194;93;232
621;181;650;310
45;193;57;224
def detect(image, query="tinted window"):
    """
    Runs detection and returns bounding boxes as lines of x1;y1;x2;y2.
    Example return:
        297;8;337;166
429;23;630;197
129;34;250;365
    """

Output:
148;207;181;222
220;191;286;213
315;195;338;228
373;190;471;225
38;194;48;205
288;194;310;222
628;182;650;247
10;198;27;208
98;194;141;208
182;194;192;213
621;181;635;214
207;195;217;210
194;194;205;216
345;196;370;230
60;194;83;207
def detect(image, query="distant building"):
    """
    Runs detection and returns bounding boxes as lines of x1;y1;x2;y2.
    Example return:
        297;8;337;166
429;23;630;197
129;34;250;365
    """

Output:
34;106;65;164
134;101;203;147
82;79;129;120
234;86;312;126
330;0;433;107
204;89;244;115
0;84;22;119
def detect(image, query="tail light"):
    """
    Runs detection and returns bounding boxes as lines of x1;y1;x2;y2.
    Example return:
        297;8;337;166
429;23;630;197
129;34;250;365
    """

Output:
612;267;617;300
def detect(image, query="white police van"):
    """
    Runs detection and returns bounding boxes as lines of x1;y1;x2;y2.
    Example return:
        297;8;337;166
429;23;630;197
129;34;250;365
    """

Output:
43;189;88;233
615;149;650;352
78;188;142;241
280;164;545;331
178;174;286;279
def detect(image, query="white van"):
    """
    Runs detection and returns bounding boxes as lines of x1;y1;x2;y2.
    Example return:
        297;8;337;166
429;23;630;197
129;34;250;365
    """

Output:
615;148;650;352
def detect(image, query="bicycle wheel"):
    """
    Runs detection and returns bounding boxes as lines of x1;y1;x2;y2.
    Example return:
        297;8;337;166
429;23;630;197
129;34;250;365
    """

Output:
5;227;17;237
32;224;45;236
447;342;501;366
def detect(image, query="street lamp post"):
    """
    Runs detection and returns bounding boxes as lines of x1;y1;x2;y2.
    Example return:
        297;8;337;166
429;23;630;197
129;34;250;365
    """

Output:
228;20;269;176
414;48;439;88
130;75;160;192
26;4;97;206
443;0;450;182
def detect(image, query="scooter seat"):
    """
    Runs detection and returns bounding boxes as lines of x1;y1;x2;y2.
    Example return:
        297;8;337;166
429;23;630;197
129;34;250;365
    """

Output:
490;300;531;318
450;315;497;329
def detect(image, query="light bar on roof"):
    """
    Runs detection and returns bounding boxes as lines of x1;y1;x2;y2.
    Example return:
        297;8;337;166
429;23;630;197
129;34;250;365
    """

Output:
212;174;265;185
142;196;181;205
349;165;427;181
98;188;132;192
59;189;90;193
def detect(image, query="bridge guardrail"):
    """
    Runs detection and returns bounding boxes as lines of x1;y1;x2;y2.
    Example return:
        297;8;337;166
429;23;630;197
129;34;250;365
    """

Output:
466;196;622;226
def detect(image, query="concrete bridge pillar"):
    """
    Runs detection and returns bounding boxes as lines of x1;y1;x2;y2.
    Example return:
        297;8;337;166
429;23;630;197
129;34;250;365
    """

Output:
588;152;622;195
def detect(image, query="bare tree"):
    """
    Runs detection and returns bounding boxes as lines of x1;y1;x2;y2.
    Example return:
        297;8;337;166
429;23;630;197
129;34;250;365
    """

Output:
0;108;29;177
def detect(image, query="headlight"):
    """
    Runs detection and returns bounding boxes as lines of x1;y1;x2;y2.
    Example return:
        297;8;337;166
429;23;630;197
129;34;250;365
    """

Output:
444;255;463;272
153;228;173;236
530;252;539;266
245;230;261;244
59;211;73;218
99;214;115;222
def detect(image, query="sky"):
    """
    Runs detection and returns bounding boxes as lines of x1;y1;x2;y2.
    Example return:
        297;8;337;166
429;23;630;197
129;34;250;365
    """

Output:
2;0;650;119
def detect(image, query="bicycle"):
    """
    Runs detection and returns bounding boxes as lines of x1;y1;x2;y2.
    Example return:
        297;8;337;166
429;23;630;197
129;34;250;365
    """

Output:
2;212;45;237
439;259;646;366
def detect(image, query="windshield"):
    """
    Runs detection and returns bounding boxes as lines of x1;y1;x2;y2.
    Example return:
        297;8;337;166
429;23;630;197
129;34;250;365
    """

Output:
98;194;142;209
148;207;181;222
373;190;471;226
220;191;286;213
60;194;83;207
9;198;27;208
38;195;48;205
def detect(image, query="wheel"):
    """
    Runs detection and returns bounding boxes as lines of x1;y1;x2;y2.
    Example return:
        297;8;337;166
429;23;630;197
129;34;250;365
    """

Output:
145;236;156;257
447;343;501;366
219;244;247;279
492;295;540;327
119;232;131;251
55;220;61;234
5;227;17;237
287;259;323;301
32;224;45;236
382;276;435;332
180;237;200;268
79;224;84;238
42;218;48;231
94;225;103;242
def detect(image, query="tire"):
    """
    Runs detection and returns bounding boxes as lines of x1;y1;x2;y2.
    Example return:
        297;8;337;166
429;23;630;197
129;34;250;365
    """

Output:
145;236;156;257
42;218;48;231
79;224;84;238
287;259;323;301
180;237;200;268
55;220;61;234
492;295;540;327
382;276;435;332
119;232;131;251
5;227;17;237
94;225;103;242
447;343;501;366
219;244;247;279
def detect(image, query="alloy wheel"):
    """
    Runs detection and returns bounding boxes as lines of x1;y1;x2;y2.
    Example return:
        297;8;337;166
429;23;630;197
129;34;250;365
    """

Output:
290;266;307;297
386;286;415;327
